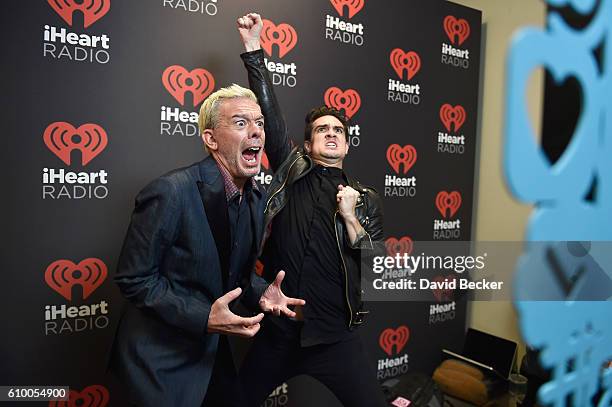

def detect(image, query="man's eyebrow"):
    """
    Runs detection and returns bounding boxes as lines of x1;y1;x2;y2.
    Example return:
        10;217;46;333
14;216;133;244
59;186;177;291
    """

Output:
231;114;265;121
314;124;330;129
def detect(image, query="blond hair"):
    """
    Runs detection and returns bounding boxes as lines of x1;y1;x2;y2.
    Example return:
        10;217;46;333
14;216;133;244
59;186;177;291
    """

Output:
198;84;258;134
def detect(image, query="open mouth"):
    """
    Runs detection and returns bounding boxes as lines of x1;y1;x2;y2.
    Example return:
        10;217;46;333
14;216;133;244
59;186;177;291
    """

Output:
325;141;338;148
241;147;261;165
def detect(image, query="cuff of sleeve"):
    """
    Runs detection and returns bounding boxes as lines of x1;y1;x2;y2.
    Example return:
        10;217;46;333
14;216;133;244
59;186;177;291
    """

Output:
347;229;374;250
201;302;212;335
240;49;265;64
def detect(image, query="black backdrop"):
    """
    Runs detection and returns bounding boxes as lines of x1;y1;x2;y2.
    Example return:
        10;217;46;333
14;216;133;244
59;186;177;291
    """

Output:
3;1;481;405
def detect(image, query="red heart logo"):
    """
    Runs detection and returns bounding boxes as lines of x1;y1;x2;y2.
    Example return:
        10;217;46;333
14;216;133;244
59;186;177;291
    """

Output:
435;191;462;219
260;19;298;58
49;385;109;407
385;237;413;257
47;0;110;28
324;87;361;119
386;144;417;174
443;15;471;46
255;260;265;276
390;49;421;81
261;152;270;170
379;326;410;356
43;122;108;166
162;65;215;107
439;104;466;132
330;0;365;19
45;259;107;301
431;275;456;302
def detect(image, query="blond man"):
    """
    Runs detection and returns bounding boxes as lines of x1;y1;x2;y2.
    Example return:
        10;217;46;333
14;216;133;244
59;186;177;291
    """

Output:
110;84;304;406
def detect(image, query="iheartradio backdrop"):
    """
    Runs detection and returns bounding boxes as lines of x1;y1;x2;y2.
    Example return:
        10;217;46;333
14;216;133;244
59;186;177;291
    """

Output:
3;0;481;405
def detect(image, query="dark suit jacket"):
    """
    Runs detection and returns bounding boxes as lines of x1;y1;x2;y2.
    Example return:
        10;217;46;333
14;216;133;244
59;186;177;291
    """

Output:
110;156;268;406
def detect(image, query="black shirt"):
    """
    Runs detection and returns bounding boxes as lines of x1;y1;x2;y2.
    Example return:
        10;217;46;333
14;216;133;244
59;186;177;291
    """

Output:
227;187;254;291
265;165;353;346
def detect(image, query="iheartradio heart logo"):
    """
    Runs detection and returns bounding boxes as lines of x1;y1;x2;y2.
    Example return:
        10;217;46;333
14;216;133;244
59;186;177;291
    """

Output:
47;0;110;28
390;49;421;81
440;104;466;132
162;65;215;107
261;151;270;170
431;275;456;301
330;0;365;19
379;326;410;356
386;144;417;174
48;385;109;407
435;191;462;219
260;19;298;58
255;260;265;276
45;258;107;301
324;87;361;119
385;237;413;257
43;122;108;166
444;15;470;46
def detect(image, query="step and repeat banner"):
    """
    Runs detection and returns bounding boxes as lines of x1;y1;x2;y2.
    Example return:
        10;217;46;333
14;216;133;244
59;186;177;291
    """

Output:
3;0;481;405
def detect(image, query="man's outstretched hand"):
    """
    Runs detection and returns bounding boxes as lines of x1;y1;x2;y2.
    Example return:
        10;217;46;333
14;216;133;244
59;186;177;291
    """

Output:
207;287;264;338
237;12;263;52
259;271;306;318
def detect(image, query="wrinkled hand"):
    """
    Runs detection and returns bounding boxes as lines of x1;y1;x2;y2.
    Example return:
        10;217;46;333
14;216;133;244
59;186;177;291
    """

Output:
237;12;263;52
207;287;264;338
259;271;306;317
337;184;360;221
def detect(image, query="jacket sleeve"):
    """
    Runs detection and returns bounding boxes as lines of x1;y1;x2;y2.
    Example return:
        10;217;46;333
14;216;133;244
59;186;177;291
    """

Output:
349;188;384;251
241;49;292;172
114;177;212;337
240;269;269;312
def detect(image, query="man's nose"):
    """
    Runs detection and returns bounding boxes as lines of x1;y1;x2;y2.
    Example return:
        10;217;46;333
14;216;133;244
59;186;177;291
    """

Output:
325;132;337;138
249;123;263;138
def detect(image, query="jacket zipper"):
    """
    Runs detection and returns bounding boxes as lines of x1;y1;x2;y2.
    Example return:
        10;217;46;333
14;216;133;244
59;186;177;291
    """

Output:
267;155;365;328
334;210;353;328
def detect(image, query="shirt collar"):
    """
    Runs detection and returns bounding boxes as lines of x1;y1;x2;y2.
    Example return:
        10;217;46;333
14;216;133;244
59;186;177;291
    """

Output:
314;164;347;181
215;159;260;202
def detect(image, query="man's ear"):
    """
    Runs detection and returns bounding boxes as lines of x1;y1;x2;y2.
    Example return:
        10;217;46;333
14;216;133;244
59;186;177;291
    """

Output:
202;129;218;151
304;140;311;154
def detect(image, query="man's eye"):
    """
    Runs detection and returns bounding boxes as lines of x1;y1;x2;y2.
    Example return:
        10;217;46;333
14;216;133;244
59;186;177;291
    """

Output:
335;128;344;134
317;127;326;132
256;121;264;128
235;120;246;127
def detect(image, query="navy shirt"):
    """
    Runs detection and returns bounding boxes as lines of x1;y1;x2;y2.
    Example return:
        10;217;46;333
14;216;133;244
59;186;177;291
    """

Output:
215;160;258;291
227;189;253;290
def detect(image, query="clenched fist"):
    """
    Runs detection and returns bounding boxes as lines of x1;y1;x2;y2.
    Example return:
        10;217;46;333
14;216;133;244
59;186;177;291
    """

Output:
237;12;263;52
337;184;360;221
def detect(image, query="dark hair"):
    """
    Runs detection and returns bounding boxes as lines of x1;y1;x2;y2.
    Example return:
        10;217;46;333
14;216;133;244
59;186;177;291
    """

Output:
304;106;350;142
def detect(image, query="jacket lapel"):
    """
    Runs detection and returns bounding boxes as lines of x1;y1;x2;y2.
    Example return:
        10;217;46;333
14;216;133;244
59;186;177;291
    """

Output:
196;156;230;291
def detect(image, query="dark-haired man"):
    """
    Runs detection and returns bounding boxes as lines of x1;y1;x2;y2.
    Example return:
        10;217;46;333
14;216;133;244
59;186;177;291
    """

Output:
235;13;386;407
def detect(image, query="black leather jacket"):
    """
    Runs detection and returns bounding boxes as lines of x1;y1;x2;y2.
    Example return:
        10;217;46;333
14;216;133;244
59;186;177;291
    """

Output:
241;49;384;329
